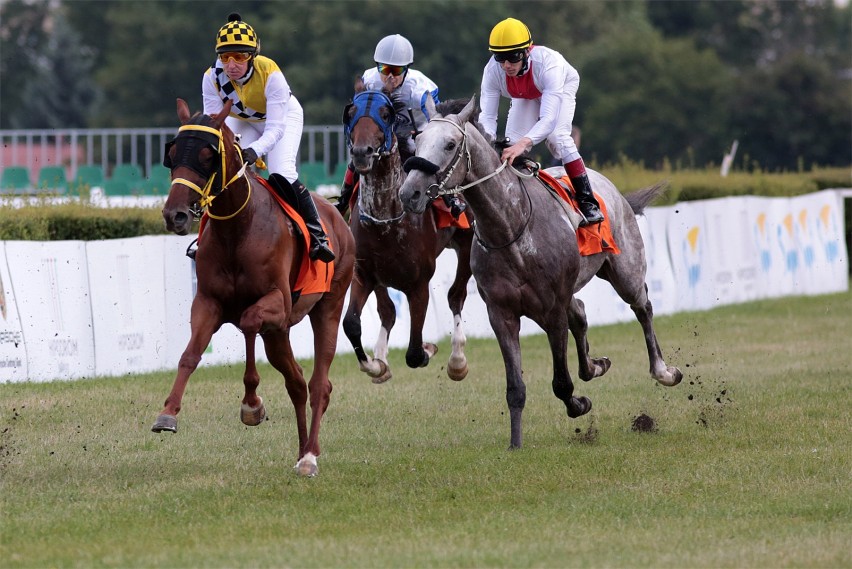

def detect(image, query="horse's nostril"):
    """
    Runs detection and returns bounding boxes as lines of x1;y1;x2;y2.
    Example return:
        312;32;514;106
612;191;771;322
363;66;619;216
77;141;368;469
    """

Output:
174;212;188;226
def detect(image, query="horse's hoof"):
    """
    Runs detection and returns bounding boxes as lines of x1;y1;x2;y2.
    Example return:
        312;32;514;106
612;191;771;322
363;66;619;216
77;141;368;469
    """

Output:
567;396;592;418
423;343;438;359
295;453;318;477
240;397;266;426
152;414;177;433
371;368;393;384
368;359;392;384
657;366;683;387
447;361;468;381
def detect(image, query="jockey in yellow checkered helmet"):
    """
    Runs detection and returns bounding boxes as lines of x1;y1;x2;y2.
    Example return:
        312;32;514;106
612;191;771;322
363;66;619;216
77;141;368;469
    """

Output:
200;13;335;262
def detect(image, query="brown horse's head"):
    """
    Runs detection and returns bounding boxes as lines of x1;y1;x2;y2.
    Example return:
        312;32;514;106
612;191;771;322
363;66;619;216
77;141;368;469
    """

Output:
343;91;396;175
162;98;237;235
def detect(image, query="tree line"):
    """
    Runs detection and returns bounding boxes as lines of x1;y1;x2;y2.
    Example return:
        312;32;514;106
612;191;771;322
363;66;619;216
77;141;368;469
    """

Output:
1;0;850;172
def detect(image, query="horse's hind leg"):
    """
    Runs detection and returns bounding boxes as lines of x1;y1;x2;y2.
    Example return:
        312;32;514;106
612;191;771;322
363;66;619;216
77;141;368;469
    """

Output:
568;296;612;381
599;265;682;386
263;332;312;472
630;287;682;386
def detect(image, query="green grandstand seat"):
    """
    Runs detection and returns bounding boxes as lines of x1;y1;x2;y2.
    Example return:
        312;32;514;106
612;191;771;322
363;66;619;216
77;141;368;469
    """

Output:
103;179;130;196
36;166;68;194
331;161;350;184
298;161;330;190
142;164;171;195
1;166;31;193
111;164;145;192
71;165;105;193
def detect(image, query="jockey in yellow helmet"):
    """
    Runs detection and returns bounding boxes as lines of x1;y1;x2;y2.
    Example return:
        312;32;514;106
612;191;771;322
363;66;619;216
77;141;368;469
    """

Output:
481;17;603;226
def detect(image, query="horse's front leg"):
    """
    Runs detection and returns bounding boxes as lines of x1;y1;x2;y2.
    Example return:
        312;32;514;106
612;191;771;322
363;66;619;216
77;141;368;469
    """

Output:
152;295;222;433
568;296;611;381
545;313;592;420
404;281;436;369
486;306;526;449
239;332;266;426
342;277;390;383
446;238;473;381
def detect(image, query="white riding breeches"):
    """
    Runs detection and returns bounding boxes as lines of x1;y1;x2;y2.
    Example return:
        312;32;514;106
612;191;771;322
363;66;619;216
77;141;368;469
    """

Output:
505;93;580;164
225;98;304;184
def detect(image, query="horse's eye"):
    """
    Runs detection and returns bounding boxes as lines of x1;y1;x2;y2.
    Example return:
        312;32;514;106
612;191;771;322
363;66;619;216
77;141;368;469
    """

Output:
444;141;456;152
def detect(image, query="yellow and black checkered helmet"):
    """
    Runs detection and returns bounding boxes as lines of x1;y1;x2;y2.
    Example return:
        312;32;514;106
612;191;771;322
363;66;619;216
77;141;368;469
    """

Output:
215;13;259;54
488;18;532;52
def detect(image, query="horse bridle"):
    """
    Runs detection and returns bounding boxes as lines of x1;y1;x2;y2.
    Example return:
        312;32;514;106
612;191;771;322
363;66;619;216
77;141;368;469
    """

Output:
163;123;252;220
404;117;534;249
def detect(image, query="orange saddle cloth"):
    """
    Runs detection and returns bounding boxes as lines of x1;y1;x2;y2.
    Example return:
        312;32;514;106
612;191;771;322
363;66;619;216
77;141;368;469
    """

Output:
535;169;620;256
196;177;335;296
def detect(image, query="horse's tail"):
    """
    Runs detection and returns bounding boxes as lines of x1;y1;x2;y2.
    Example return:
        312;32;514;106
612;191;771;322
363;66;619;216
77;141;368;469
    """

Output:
624;181;669;216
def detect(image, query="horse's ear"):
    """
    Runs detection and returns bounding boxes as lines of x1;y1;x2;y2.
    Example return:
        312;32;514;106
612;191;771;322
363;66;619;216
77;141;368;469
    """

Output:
425;94;438;120
211;99;233;128
176;98;191;124
354;76;366;93
457;95;477;124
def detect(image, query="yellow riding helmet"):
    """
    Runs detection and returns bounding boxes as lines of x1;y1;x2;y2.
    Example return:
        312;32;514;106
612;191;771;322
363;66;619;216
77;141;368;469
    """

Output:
215;13;259;54
488;18;532;52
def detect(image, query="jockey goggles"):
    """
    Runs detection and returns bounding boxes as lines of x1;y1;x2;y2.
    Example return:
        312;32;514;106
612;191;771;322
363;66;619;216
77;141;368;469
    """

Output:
493;50;525;64
377;63;408;77
218;51;253;64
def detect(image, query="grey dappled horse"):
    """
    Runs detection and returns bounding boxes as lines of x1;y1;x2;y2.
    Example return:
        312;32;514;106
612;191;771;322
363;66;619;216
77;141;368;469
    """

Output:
399;96;682;449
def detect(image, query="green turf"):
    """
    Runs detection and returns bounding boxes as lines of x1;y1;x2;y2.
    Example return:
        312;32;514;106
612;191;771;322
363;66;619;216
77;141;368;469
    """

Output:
1;289;850;568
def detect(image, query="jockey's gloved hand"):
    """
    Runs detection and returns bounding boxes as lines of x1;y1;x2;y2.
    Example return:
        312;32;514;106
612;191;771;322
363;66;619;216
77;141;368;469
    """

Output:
242;147;258;165
492;137;511;152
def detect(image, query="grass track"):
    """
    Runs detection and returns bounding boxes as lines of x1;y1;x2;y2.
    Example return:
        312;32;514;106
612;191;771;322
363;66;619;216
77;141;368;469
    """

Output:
1;289;850;568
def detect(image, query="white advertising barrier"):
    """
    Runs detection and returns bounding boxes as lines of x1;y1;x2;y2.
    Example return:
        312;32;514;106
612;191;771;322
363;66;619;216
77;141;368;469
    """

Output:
666;200;718;312
789;191;848;294
0;243;28;382
1;190;847;383
703;197;761;306
5;241;96;381
87;236;170;376
640;207;679;316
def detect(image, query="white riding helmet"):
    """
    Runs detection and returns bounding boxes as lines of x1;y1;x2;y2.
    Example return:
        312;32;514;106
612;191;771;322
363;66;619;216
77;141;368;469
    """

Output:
374;34;414;66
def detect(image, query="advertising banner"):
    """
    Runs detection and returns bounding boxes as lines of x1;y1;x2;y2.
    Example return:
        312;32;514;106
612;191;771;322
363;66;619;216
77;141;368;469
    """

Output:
5;241;96;381
0;243;28;382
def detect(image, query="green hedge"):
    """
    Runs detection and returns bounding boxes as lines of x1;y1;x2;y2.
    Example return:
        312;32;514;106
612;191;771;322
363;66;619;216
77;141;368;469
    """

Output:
0;167;848;241
0;202;168;241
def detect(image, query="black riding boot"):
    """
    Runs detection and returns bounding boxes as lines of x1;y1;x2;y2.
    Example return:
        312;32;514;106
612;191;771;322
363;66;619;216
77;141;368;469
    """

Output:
441;194;467;219
336;162;358;216
569;172;604;226
293;179;336;263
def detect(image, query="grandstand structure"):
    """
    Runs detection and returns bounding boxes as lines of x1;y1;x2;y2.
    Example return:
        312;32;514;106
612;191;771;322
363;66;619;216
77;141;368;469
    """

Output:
0;125;349;196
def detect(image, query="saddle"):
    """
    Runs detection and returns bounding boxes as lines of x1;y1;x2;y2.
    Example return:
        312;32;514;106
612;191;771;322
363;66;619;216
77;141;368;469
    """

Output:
534;167;621;256
195;174;335;299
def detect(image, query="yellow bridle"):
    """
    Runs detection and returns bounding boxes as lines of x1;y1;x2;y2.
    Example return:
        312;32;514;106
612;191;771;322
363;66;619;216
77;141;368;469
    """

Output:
169;124;266;220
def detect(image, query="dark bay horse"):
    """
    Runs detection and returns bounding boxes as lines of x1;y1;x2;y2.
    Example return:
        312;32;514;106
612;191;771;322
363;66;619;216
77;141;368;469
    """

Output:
155;98;355;476
399;96;682;449
341;90;474;383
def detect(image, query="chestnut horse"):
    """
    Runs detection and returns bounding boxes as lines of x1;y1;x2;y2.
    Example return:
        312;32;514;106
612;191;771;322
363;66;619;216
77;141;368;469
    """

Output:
341;90;474;383
155;98;355;476
400;96;682;449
